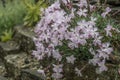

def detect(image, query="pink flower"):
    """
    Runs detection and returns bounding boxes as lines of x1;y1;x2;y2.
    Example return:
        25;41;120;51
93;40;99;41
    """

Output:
106;7;111;13
89;55;100;66
77;9;87;17
89;48;95;55
96;42;113;59
101;42;113;55
96;60;108;74
90;5;96;12
101;7;111;18
66;55;76;64
52;72;63;79
32;50;45;60
93;36;102;46
52;64;63;79
75;68;82;77
101;13;106;18
52;49;62;61
97;49;109;59
88;17;97;26
53;64;63;73
104;24;113;37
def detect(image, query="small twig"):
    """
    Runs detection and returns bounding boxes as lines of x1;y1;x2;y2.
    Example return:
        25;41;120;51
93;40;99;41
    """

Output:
106;63;117;67
86;0;90;14
80;63;89;71
112;10;120;16
104;0;107;5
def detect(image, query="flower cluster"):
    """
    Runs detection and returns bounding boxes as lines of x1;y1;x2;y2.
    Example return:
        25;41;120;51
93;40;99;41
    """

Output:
32;0;119;79
33;1;71;61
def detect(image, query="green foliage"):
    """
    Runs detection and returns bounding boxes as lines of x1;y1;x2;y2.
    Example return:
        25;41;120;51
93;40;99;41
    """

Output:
0;29;13;42
0;0;27;36
23;0;48;27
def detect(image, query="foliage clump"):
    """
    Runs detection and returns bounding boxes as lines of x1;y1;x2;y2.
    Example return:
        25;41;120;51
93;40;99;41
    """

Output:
23;0;48;27
0;29;13;42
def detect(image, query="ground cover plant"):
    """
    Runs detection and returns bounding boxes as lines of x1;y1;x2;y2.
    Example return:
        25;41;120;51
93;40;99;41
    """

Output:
32;0;120;80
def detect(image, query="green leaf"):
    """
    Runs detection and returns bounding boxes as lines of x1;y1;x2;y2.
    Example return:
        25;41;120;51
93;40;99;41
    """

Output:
0;29;13;42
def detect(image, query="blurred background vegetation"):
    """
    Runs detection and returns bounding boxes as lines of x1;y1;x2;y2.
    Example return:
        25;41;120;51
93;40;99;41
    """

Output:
0;0;26;34
0;0;48;42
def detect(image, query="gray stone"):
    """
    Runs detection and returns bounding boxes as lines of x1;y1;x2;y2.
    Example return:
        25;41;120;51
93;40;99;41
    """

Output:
0;41;20;55
13;26;35;54
21;69;45;80
14;26;35;39
4;52;40;79
0;65;5;76
0;41;20;77
0;76;8;80
4;53;28;78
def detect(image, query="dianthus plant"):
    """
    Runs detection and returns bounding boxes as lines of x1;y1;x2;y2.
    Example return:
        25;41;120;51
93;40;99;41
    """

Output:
32;0;120;79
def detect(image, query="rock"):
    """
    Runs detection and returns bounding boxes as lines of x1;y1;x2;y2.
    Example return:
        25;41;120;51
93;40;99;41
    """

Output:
14;25;35;39
13;26;35;54
21;69;45;80
0;59;5;75
0;41;20;77
4;52;39;79
0;26;40;79
0;76;7;80
4;53;28;78
0;41;20;55
0;65;5;76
